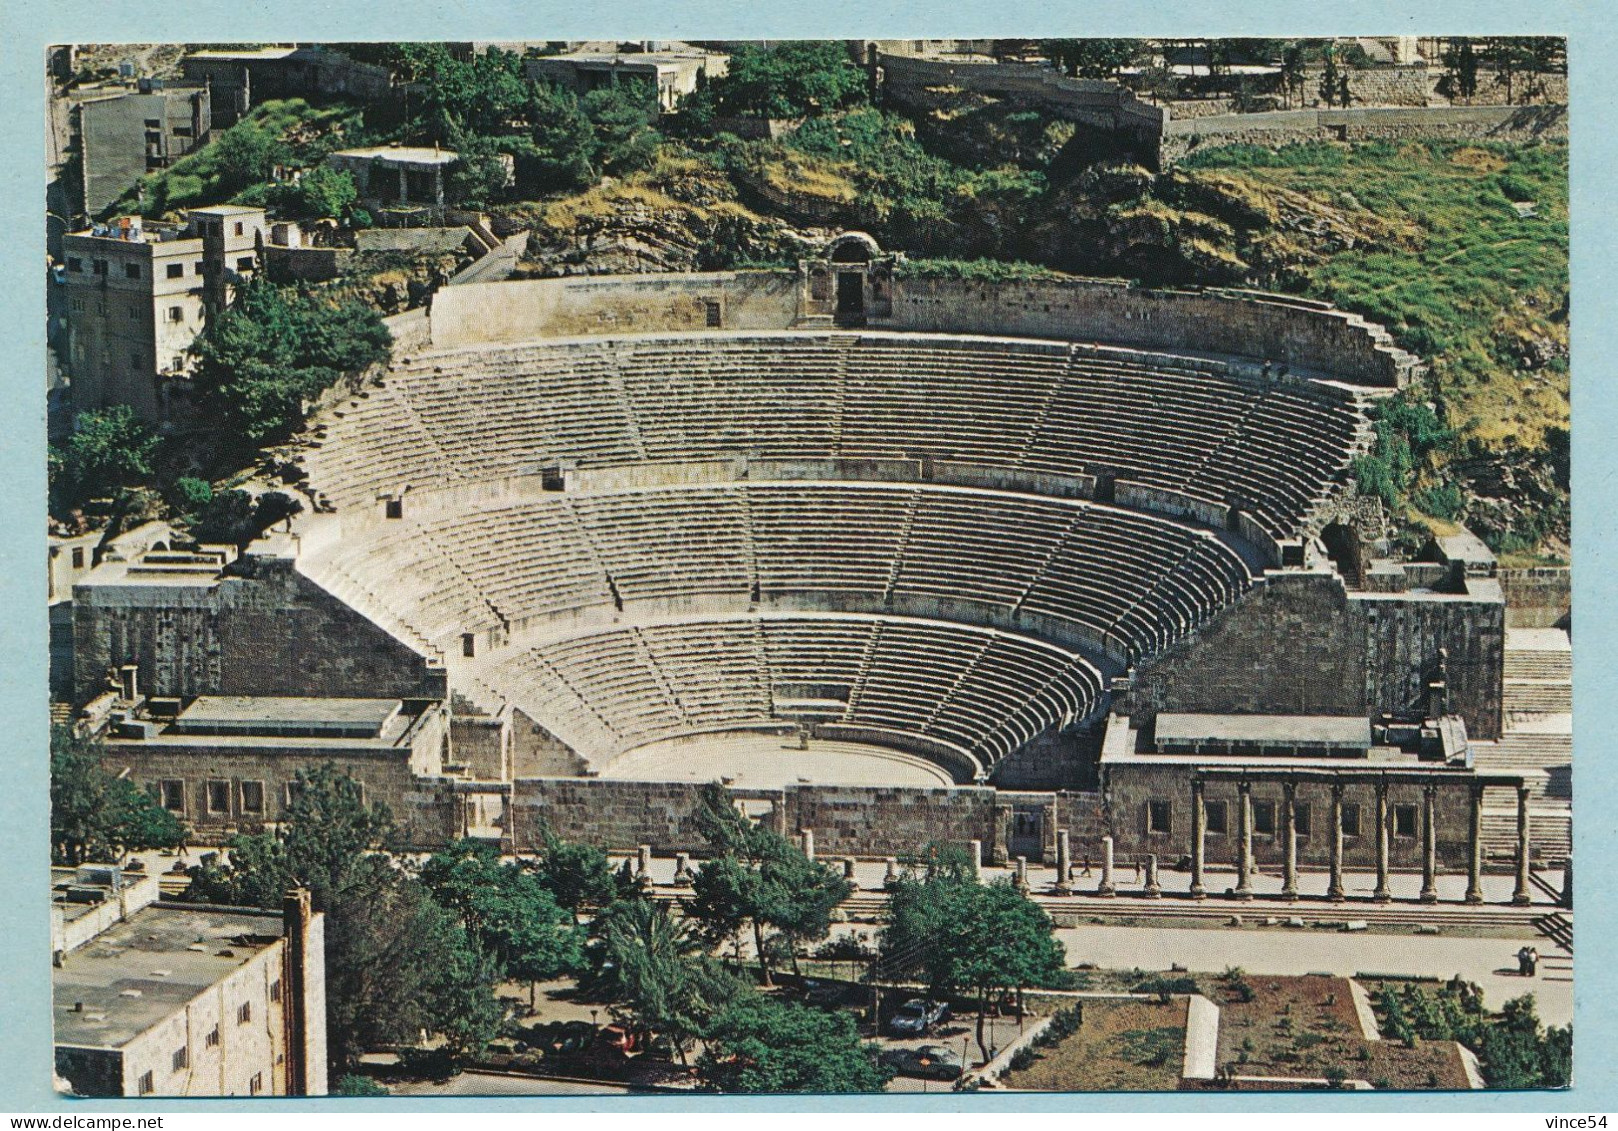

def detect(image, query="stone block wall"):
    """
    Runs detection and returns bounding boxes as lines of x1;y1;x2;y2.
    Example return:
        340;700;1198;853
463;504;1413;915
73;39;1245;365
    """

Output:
1126;571;1505;739
1498;567;1571;628
427;270;801;348
886;275;1415;387
73;555;445;706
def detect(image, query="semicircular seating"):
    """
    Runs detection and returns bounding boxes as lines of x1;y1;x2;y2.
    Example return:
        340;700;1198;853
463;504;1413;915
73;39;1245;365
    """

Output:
470;613;1104;775
302;331;1367;544
300;482;1254;671
297;328;1368;778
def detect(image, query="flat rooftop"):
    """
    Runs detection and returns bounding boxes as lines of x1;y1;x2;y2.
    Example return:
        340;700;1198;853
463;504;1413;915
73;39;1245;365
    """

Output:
330;145;459;166
54;903;283;1051
169;696;403;739
186;47;301;61
1155;713;1373;749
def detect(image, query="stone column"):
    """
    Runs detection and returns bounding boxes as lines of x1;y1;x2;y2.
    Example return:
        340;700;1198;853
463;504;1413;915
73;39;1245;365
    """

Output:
1143;853;1161;898
1328;783;1346;901
843;857;857;882
1190;779;1207;900
801;828;815;861
1513;782;1533;906
1235;781;1254;900
637;844;652;877
1098;835;1116;896
1281;780;1299;900
968;839;983;882
672;852;695;887
1465;784;1484;904
884;857;899;887
1561;855;1573;910
1014;856;1030;892
1373;781;1392;903
1053;830;1073;895
1419;783;1439;904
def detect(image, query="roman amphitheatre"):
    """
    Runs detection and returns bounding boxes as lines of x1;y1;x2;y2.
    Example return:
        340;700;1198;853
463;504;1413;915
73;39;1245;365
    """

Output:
75;230;1569;906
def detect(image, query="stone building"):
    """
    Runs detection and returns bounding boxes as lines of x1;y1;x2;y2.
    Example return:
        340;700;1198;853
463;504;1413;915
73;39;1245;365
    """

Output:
59;206;266;419
78;80;211;218
526;49;729;113
323;145;493;224
52;867;326;1098
180;46;392;131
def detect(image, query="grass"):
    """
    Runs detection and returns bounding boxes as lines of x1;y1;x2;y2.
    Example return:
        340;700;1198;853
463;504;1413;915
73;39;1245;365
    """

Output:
999;999;1189;1091
1183;140;1569;452
108;98;367;219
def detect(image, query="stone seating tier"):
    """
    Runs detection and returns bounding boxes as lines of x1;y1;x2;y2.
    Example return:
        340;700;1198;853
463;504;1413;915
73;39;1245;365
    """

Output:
304;333;1368;545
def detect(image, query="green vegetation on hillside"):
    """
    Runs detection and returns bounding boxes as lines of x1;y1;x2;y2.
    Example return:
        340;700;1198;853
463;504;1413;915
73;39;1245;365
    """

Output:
1183;140;1568;555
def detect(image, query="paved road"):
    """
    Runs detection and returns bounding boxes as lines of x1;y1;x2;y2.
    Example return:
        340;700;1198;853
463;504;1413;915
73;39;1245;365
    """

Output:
388;1071;635;1096
1056;923;1572;1026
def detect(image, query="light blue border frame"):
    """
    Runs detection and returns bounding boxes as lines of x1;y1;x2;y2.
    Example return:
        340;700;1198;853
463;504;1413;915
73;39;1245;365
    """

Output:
2;0;1610;1113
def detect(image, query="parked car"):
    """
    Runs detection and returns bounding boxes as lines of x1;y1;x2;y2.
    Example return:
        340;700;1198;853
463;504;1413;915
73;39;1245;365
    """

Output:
888;998;951;1036
879;1044;964;1081
802;978;847;1007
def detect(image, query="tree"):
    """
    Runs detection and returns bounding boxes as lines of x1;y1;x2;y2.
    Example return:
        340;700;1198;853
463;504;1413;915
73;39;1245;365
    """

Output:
184;766;501;1071
533;833;617;912
50;725;187;866
208;119;289;196
333;1074;390;1096
881;867;1066;1060
1438;38;1480;104
1318;47;1342;108
1044;39;1146;80
1279;44;1308;109
268;166;358;222
189;488;303;548
686;784;851;986
418;839;586;1004
587;897;743;1065
700;998;893;1093
695;42;867;120
524;83;598;192
189;278;391;446
48;407;161;515
582;82;662;177
446;135;514;207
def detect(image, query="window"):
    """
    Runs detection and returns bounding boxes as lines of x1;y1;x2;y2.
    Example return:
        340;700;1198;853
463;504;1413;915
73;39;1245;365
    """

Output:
144;118;162;129
1205;799;1228;836
205;1026;219;1049
174;126;192;138
71;296;86;312
1147;799;1172;835
166;263;184;279
269;979;282;1003
462;633;476;658
248;1072;263;1096
1294;803;1312;839
234;222;244;236
124;263;141;279
1394;804;1418;838
168;305;183;322
194;260;205;275
704;299;722;328
237;1002;252;1025
172;1045;188;1072
240;780;265;815
237;256;254;271
92;259;108;276
1342;802;1362;838
206;780;230;814
138;1070;154;1095
1253;800;1276;837
159;779;185;813
384;498;403;520
71;547;84;569
67;256;82;272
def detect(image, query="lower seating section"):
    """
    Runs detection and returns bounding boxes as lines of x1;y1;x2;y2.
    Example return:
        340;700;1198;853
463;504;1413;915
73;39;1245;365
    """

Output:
303;332;1367;544
474;614;1104;772
312;483;1252;664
